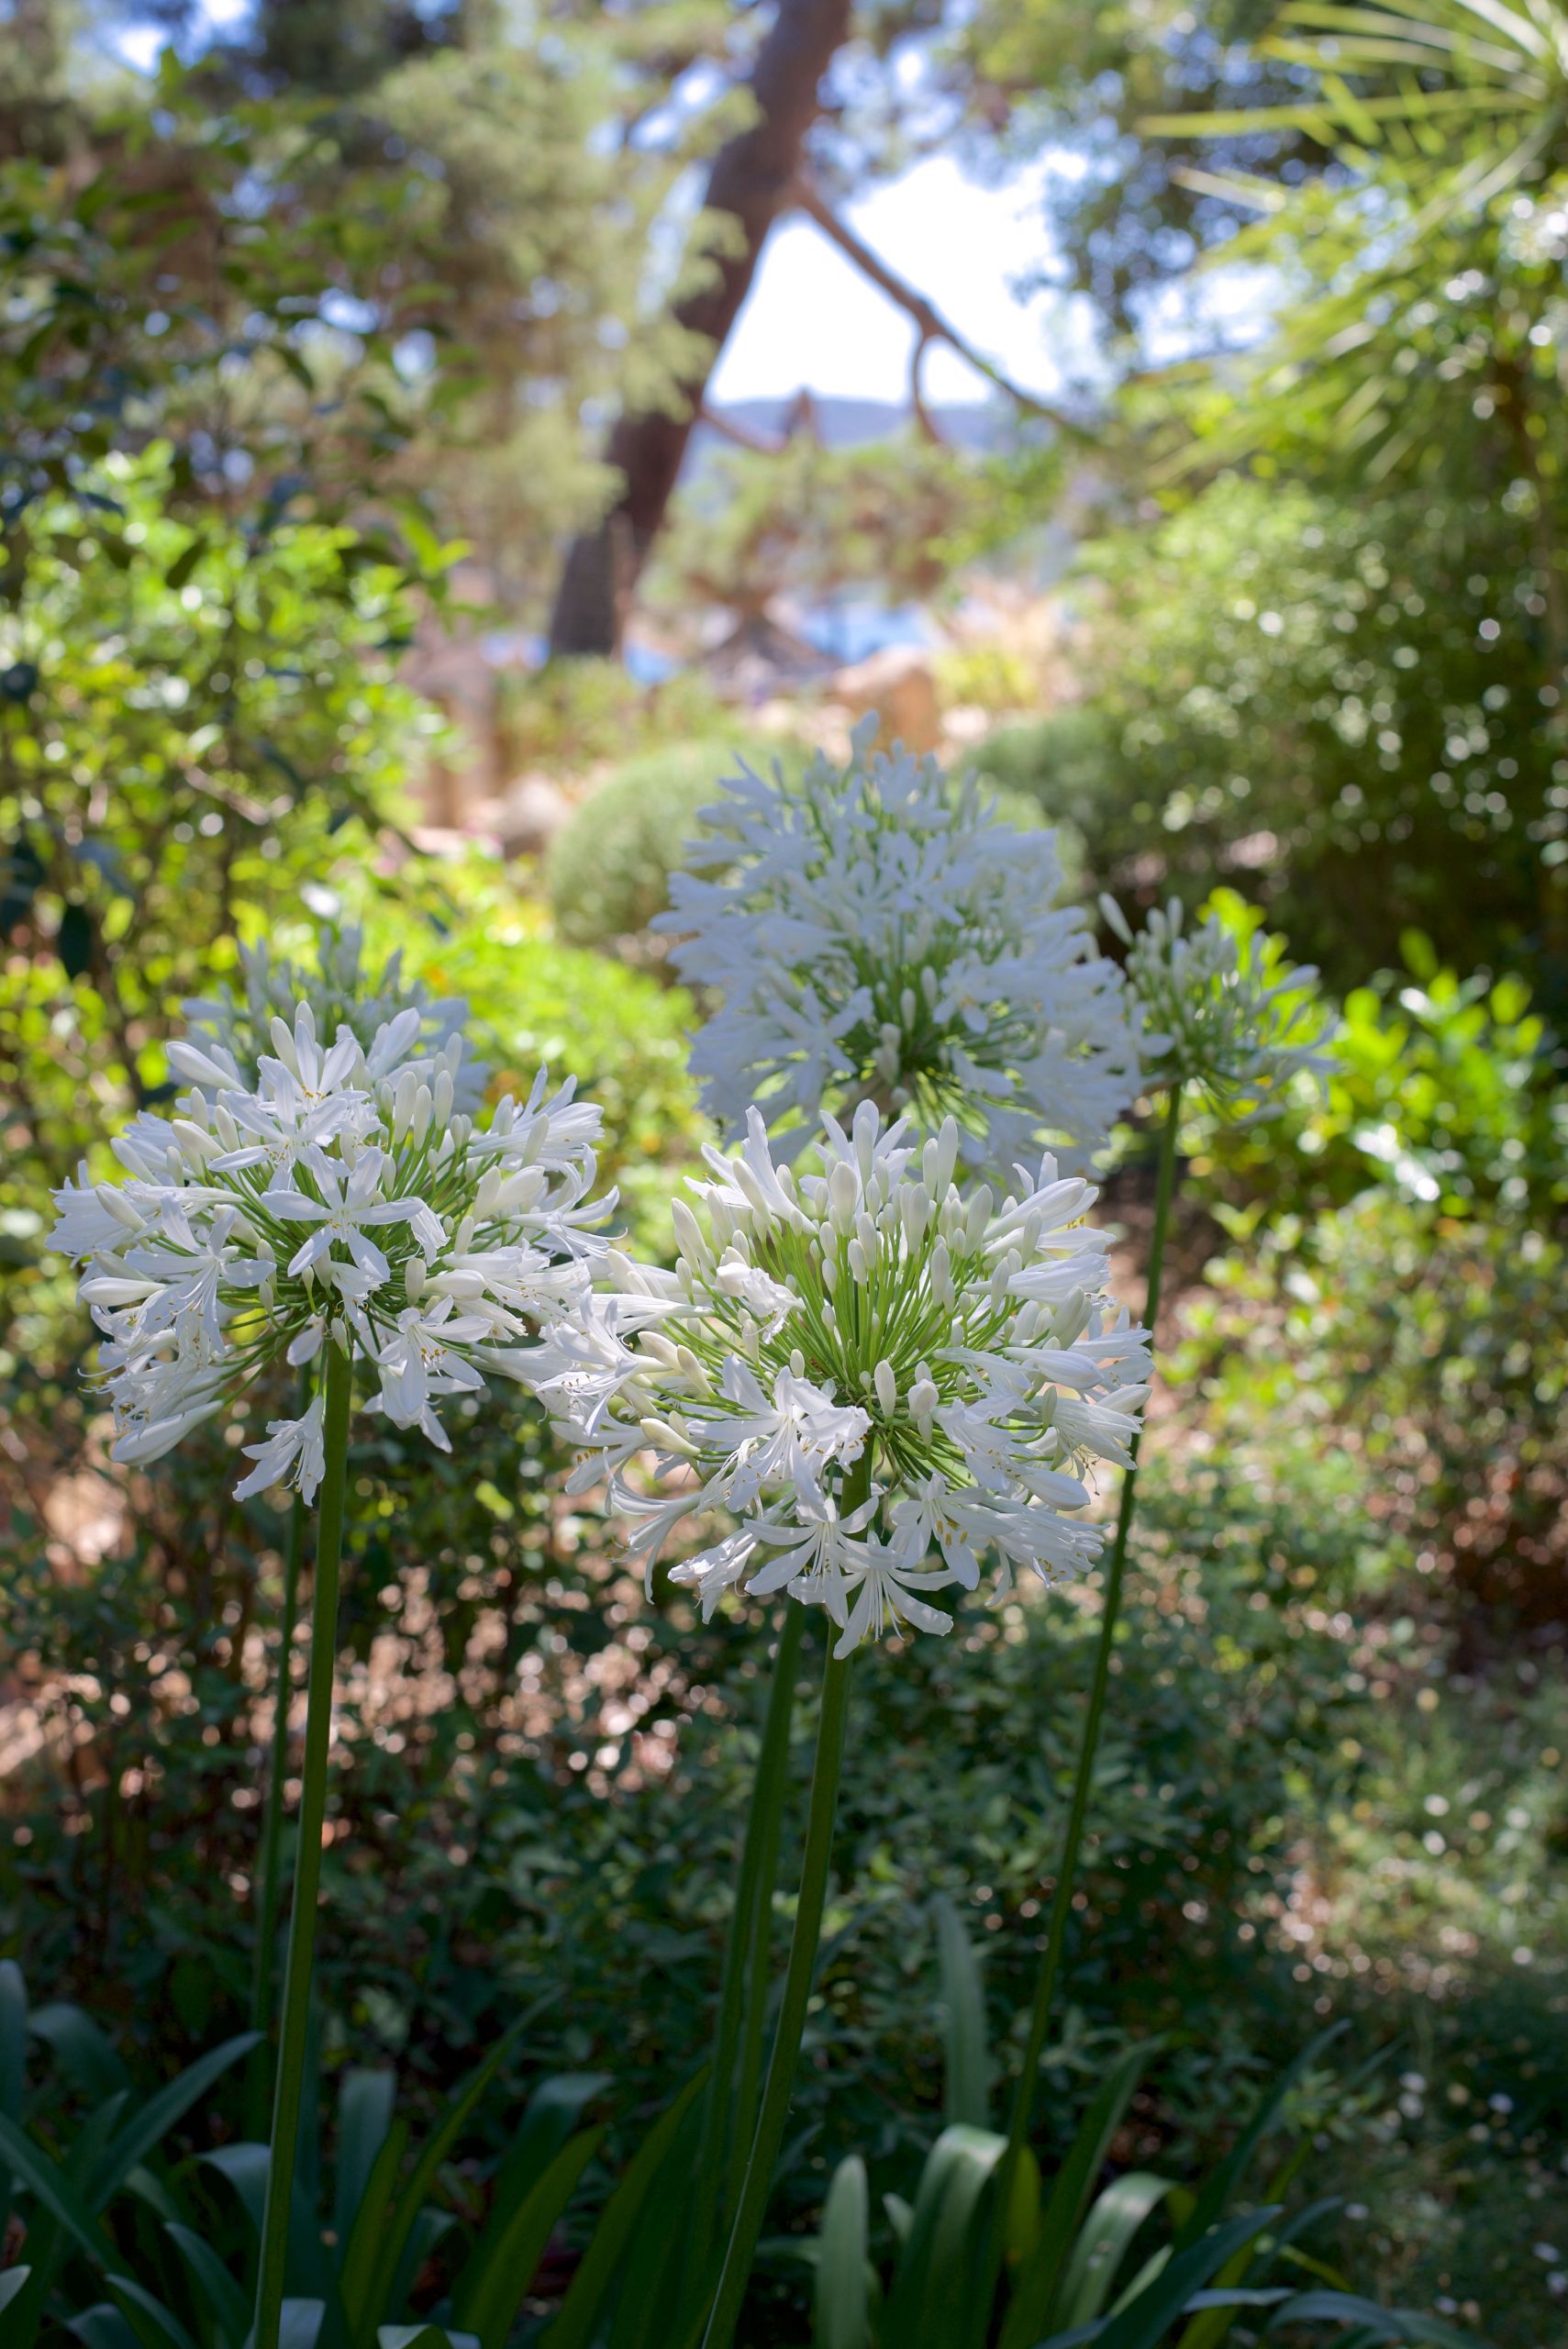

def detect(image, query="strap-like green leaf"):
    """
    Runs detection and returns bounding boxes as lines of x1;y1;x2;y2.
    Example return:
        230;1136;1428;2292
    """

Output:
377;2329;481;2349
1059;2175;1173;2327
1092;2210;1284;2349
0;2266;32;2314
0;1962;25;2258
28;2005;129;2102
351;2018;533;2342
103;2274;200;2349
541;2075;706;2349
338;2118;411;2334
882;2124;1007;2349
201;2142;272;2238
604;2099;704;2349
934;1898;993;2132
1173;2031;1344;2253
0;1964;25;2121
165;2218;251;2346
815;2154;873;2349
1262;2289;1487;2344
452;2125;601;2349
1000;2040;1162;2349
90;2032;259;2211
490;2073;612;2226
1177;2195;1344;2349
0;2110;111;2267
279;2302;328;2349
335;2069;399;2251
64;2309;143;2349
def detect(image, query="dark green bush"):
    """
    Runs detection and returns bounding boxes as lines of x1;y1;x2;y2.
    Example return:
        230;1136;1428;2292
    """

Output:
546;736;805;949
970;473;1568;1008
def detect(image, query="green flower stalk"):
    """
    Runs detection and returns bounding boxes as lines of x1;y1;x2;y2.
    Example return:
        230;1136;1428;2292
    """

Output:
535;1101;1149;2344
50;991;614;2349
981;895;1334;2327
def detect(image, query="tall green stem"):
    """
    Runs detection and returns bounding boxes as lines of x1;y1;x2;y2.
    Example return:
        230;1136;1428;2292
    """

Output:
995;1085;1184;2237
701;1633;854;2349
251;1342;351;2349
247;1385;311;2132
245;1489;305;2128
684;1603;806;2303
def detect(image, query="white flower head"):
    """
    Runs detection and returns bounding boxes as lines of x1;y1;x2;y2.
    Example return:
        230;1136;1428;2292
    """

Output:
551;1100;1149;1656
51;1000;610;1499
1101;892;1333;1122
657;721;1142;1178
181;914;488;1110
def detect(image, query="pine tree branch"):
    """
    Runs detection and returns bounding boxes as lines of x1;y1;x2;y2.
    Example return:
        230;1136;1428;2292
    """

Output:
791;173;1091;442
698;402;784;454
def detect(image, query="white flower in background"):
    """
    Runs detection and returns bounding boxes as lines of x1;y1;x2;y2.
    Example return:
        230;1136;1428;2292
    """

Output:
182;913;488;1110
540;1101;1149;1656
658;722;1142;1178
1101;893;1333;1120
51;1004;607;1499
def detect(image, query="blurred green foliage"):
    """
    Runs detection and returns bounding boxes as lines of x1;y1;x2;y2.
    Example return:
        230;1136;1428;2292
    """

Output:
545;736;806;952
1192;930;1567;1225
972;475;1568;1001
0;78;456;1342
494;661;738;779
647;437;984;634
1;9;1566;2343
357;852;710;1239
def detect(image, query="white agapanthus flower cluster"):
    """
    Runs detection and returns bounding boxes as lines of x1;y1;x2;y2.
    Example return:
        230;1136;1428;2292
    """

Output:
659;722;1142;1177
50;1003;606;1501
183;917;488;1110
1102;894;1333;1119
536;1102;1149;1656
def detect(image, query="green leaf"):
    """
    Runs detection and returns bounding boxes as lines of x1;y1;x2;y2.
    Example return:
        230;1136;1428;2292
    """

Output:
56;899;92;979
90;2032;259;2211
603;2099;703;2349
1000;2041;1162;2349
934;1898;993;2132
0;1964;25;2243
377;2331;481;2349
1173;2031;1343;2254
1091;2211;1284;2349
1177;2195;1343;2349
201;2142;272;2238
162;534;208;592
164;2219;251;2343
1262;2290;1485;2344
453;2127;600;2349
487;2073;611;2237
65;2310;144;2349
882;2124;1006;2349
541;2074;706;2349
351;2014;537;2346
815;2155;873;2349
1060;2176;1173;2328
104;2275;200;2349
280;2305;328;2349
0;2268;32;2314
0;2110;112;2268
335;2068;399;2249
338;2117;411;2333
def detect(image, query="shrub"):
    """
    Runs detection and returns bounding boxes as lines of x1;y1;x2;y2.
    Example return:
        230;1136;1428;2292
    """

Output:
966;474;1568;999
546;736;804;950
495;659;736;776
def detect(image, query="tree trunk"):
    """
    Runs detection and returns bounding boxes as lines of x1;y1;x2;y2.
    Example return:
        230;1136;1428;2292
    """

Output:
547;0;853;659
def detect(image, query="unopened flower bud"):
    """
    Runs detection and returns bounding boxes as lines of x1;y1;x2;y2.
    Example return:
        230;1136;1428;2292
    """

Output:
828;1162;859;1226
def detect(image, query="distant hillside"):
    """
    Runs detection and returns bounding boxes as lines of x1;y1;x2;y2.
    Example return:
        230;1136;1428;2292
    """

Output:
689;394;1017;469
